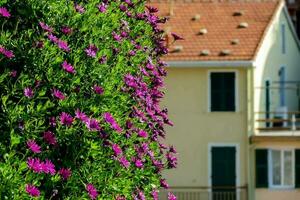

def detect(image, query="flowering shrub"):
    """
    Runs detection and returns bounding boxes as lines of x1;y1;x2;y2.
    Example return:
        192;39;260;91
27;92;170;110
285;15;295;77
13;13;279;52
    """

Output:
0;0;178;199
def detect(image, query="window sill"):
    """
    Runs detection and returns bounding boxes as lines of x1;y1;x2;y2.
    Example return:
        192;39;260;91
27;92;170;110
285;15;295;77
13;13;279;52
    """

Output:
268;186;295;191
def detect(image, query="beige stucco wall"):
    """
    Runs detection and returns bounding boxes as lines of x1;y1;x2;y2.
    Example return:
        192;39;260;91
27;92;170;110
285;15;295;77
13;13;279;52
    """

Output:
161;67;248;187
254;7;300;131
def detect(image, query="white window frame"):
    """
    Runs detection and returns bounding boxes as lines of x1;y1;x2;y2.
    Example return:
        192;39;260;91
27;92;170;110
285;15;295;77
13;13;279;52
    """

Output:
268;149;295;189
208;70;238;112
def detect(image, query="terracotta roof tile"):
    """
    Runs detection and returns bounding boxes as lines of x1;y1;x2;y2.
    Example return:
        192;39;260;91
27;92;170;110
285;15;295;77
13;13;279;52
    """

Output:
148;0;281;61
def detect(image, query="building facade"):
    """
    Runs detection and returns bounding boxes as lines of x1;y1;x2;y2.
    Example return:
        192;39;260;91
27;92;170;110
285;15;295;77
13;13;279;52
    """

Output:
148;0;300;199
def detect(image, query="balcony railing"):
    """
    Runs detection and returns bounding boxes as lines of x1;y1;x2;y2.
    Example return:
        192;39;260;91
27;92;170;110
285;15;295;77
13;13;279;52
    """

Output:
255;111;300;132
159;186;248;200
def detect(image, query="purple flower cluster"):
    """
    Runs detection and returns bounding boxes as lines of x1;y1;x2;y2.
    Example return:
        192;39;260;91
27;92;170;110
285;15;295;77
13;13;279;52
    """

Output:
0;46;14;58
3;2;177;199
27;157;56;175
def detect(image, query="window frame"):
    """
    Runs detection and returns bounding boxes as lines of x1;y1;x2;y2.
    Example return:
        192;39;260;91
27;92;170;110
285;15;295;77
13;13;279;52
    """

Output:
208;70;238;112
268;149;295;189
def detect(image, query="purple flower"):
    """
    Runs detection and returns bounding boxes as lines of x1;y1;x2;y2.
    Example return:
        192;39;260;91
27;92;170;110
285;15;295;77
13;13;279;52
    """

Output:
112;144;122;156
52;88;66;100
103;112;123;133
97;3;107;13
171;32;184;41
86;184;98;200
128;50;136;56
119;156;130;168
27;157;43;173
25;184;40;197
85;118;101;131
135;159;143;168
112;32;122;42
160;179;169;189
49;117;56;127
10;70;17;77
42;159;56;175
98;55;107;64
85;44;98;58
75;4;85;13
27;140;41;153
166;153;178;169
75;109;89;122
119;4;127;12
24;87;34;98
48;34;58;43
151;190;159;200
60;112;74;126
120;31;128;38
0;7;11;18
61;26;73;35
146;6;159;13
59;168;72;180
168;192;177;200
57;40;70;52
169;145;177;153
43;131;57;145
0;46;14;58
35;41;44;48
93;85;104;95
39;22;53;33
137;130;148;138
61;61;76;74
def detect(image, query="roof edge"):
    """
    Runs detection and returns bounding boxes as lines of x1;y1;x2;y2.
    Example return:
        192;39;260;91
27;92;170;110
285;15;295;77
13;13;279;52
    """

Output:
283;5;300;50
252;0;284;61
166;60;254;68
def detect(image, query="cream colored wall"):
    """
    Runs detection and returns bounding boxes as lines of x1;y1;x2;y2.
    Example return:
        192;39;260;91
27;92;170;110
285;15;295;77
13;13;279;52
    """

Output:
254;7;300;130
161;67;248;187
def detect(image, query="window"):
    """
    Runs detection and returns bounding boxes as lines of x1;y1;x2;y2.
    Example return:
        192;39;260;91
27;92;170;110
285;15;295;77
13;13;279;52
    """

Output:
256;149;300;189
210;72;236;112
269;149;294;188
281;24;286;54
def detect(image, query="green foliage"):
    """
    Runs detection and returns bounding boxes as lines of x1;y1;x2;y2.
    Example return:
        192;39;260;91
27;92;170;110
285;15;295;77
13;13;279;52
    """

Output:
0;0;176;199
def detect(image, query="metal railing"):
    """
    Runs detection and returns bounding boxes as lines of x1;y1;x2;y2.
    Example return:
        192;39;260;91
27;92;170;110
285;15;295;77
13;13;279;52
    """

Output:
159;186;247;200
255;111;300;132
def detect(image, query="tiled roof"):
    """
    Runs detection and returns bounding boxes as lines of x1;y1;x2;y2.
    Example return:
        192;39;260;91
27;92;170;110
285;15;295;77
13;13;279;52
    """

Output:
148;0;282;61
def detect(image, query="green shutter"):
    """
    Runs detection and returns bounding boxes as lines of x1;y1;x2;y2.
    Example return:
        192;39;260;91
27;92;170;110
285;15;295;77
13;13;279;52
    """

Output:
255;149;268;188
210;72;235;112
295;149;300;188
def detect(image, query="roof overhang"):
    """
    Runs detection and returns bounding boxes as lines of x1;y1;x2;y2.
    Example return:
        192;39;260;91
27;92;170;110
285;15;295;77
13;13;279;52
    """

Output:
166;60;255;68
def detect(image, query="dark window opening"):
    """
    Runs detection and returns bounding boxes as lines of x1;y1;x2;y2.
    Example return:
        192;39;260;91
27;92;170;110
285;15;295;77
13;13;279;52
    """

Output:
210;72;236;112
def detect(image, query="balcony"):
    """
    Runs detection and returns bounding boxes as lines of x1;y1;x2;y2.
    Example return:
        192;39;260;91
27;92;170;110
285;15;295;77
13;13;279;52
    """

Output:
159;186;248;200
253;80;300;139
251;111;300;143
